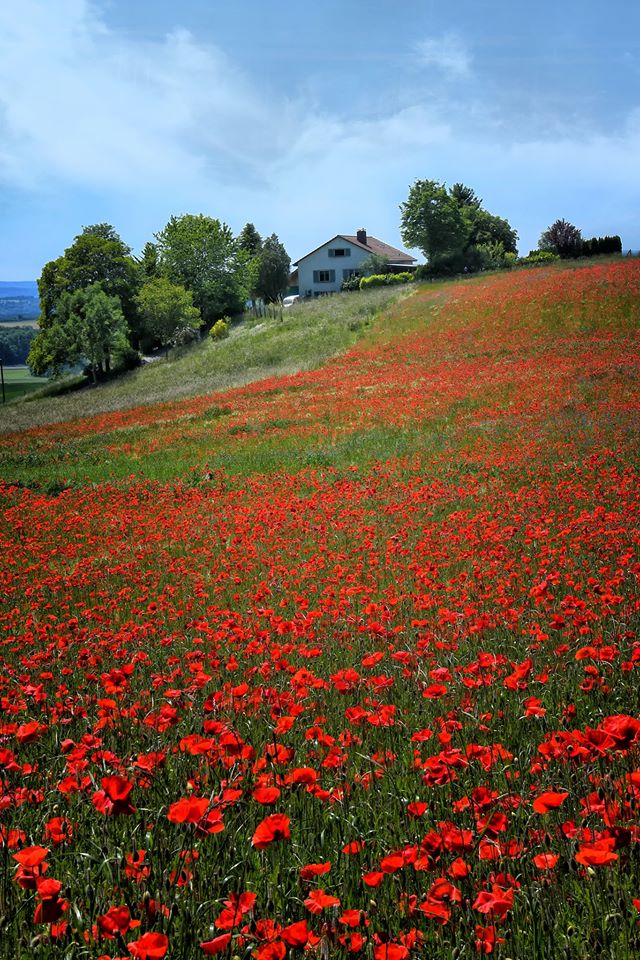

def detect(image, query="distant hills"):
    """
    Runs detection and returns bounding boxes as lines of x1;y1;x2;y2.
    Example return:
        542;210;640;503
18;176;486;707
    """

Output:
0;281;39;323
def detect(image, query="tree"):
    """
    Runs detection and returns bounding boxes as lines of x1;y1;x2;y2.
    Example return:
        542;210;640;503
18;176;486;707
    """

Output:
137;242;160;280
29;284;130;380
401;179;518;275
254;234;290;303
35;223;140;342
238;223;263;256
465;208;518;254
136;277;201;349
450;183;482;209
400;179;470;273
359;252;392;276
155;214;249;324
539;219;582;259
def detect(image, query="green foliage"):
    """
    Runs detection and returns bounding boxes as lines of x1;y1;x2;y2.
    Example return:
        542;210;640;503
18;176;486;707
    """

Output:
539;219;582;259
401;179;518;276
475;241;517;271
28;284;130;380
155;214;249;324
37;223;140;335
400;179;470;273
136;276;201;349
254;234;290;303
238;222;263;256
359;273;415;289
0;326;36;364
520;250;561;266
137;241;160;280
209;317;230;340
580;235;623;257
360;252;392;276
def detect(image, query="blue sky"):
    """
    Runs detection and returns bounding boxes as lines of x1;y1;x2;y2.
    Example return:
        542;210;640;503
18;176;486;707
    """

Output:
1;0;639;279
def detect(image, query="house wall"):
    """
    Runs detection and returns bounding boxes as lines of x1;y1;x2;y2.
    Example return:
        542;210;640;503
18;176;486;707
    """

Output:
297;239;369;296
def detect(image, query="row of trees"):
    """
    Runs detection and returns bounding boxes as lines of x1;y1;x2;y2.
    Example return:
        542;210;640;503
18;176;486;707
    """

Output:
28;218;290;378
538;219;622;259
399;182;623;275
0;326;36;365
400;181;518;276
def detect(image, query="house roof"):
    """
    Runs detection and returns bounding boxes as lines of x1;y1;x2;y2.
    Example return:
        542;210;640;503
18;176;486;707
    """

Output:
342;235;416;264
293;234;416;266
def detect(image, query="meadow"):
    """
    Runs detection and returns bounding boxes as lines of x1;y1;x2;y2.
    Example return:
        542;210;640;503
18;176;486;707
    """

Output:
0;259;639;959
0;365;48;404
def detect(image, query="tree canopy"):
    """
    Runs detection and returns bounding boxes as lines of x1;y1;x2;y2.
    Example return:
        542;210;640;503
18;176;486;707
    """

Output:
28;284;130;380
254;234;290;303
539;219;583;259
400;180;518;275
136;277;201;349
28;224;141;376
155;214;249;324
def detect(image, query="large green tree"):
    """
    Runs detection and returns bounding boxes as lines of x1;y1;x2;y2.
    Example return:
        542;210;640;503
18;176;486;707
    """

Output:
400;180;469;273
29;284;130;380
29;224;141;374
254;234;290;303
155;214;249;324
238;222;263;256
401;179;518;275
136;277;201;349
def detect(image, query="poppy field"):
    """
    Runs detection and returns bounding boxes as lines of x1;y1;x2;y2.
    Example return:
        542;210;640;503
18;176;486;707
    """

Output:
1;259;640;959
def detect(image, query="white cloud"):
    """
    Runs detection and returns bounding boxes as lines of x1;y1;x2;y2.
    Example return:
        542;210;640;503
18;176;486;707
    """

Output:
414;33;471;78
0;0;638;273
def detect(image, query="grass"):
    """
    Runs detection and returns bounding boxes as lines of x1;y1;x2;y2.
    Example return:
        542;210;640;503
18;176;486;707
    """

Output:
0;285;410;436
0;364;48;403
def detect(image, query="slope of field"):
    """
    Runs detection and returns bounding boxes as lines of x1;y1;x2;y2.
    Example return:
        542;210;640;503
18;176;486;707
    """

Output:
1;260;639;960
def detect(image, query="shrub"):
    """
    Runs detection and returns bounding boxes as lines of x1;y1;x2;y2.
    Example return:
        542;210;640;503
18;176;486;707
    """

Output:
519;250;560;267
209;318;230;340
359;273;414;290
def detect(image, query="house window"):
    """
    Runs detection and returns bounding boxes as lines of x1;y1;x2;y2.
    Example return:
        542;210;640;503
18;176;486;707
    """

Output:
313;270;335;283
328;247;351;257
343;269;359;280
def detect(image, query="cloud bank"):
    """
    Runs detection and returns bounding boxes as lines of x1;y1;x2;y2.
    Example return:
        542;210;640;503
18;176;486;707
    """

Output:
0;0;638;273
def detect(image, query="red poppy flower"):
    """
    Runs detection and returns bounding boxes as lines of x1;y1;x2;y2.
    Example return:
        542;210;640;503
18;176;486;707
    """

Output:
575;838;618;866
201;934;232;955
252;787;281;804
167;796;210;824
373;942;408;960
532;791;569;814
281;919;309;947
304;889;341;914
362;871;384;887
299;862;331;880
252;813;291;849
127;931;169;958
533;852;560;869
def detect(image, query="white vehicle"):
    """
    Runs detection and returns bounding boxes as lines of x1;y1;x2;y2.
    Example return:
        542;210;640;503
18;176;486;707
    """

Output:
282;295;301;307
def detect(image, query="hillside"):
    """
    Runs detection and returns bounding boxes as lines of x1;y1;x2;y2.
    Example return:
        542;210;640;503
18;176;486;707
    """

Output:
1;260;640;959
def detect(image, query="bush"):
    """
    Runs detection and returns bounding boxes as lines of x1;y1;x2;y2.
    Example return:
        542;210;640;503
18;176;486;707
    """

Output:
519;250;560;267
209;318;230;340
359;273;414;290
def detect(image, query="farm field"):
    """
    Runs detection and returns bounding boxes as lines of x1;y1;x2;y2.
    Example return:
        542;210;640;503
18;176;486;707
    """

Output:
1;259;639;959
0;365;48;403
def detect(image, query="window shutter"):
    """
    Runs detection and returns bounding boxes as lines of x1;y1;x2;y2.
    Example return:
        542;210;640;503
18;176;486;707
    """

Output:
329;270;335;282
328;249;335;257
313;270;319;282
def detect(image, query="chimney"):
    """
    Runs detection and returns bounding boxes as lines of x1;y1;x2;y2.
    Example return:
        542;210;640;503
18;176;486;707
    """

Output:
356;228;367;246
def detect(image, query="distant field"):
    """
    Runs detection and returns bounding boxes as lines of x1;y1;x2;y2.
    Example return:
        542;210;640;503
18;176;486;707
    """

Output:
1;365;47;402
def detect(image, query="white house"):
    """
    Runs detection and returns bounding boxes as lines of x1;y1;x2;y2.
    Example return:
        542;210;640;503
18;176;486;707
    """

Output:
292;229;416;297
